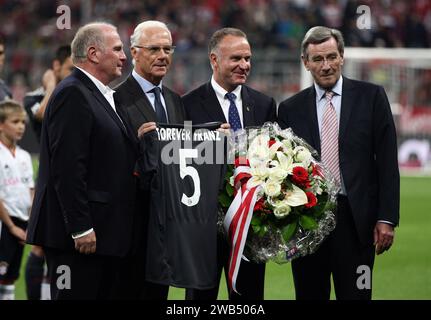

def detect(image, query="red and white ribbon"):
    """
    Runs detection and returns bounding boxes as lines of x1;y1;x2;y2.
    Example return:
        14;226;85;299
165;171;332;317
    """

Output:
224;165;262;294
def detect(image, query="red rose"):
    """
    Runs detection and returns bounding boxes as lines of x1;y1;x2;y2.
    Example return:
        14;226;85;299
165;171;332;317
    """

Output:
235;156;250;167
291;166;310;187
305;192;317;208
268;139;276;147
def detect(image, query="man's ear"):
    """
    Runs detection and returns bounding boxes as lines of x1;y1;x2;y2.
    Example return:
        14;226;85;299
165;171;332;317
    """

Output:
130;47;139;62
87;46;99;63
209;52;217;70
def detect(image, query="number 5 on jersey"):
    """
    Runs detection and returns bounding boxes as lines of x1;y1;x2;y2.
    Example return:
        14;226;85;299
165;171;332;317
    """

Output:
179;148;201;207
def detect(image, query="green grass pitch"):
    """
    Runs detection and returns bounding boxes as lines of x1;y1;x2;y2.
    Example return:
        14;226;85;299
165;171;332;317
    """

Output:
13;176;431;300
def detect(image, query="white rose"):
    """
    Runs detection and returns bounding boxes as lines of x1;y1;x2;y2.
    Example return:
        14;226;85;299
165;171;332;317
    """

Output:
294;146;312;167
264;179;281;197
273;201;292;218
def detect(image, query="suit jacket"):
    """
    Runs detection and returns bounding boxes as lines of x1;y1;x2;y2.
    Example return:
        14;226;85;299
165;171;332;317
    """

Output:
182;82;276;127
26;68;138;257
277;76;400;245
114;74;185;135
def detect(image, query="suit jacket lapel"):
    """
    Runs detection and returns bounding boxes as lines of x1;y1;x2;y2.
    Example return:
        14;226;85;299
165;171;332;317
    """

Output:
162;87;178;124
202;82;227;122
74;69;129;137
125;75;157;122
339;77;354;145
306;86;321;154
241;86;255;127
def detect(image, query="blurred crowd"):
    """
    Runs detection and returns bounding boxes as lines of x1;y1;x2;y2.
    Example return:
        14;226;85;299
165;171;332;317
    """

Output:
1;0;430;97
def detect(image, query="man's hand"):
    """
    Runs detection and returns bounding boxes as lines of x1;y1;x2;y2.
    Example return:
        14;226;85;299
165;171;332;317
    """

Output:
42;69;57;91
9;225;27;245
138;122;157;138
74;231;97;255
218;123;231;135
374;222;395;255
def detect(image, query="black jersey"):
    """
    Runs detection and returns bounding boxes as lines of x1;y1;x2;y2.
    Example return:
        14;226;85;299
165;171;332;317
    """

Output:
141;122;225;289
23;87;44;141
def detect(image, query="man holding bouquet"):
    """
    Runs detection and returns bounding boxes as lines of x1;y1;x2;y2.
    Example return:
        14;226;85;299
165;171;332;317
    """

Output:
277;26;399;300
182;27;276;300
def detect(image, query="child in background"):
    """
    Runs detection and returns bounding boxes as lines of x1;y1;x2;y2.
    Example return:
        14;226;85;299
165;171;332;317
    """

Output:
0;100;34;300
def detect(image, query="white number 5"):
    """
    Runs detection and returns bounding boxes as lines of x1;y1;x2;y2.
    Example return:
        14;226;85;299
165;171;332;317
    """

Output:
179;149;201;207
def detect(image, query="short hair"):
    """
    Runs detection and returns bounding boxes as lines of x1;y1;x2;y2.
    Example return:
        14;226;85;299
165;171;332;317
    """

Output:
208;28;248;55
0;100;26;123
130;20;171;47
71;22;116;64
301;26;345;60
55;45;71;65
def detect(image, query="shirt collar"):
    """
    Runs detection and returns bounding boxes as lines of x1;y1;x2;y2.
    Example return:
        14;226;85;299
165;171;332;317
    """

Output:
211;76;242;101
132;69;163;94
314;75;343;100
75;66;115;96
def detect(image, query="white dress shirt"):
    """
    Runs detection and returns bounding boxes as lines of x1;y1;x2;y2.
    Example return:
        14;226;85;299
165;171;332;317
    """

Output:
211;76;244;128
132;70;169;122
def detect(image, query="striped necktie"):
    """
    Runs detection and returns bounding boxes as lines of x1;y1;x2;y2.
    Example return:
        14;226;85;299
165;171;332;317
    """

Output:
321;91;340;184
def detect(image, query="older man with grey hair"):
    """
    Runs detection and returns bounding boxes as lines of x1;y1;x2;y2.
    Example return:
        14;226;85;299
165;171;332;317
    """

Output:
278;26;399;300
114;20;185;300
115;20;184;136
26;22;138;300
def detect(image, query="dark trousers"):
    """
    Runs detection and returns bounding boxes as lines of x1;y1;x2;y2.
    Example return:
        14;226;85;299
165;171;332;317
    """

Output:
186;232;266;300
291;195;375;300
114;189;169;300
44;248;123;300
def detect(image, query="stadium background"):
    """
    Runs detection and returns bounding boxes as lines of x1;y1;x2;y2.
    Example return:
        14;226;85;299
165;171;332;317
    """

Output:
0;0;430;299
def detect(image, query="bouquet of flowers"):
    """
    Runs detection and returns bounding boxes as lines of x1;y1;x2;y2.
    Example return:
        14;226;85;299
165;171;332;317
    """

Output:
218;122;338;293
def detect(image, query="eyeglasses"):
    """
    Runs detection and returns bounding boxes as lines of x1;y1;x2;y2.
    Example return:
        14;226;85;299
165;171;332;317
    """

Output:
134;45;176;55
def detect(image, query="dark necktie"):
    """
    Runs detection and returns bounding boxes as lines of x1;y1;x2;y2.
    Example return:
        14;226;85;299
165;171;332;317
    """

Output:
151;87;168;123
225;92;242;131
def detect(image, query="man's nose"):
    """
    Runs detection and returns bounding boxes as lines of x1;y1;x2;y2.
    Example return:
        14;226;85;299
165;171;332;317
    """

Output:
239;59;250;69
321;59;331;70
120;50;127;61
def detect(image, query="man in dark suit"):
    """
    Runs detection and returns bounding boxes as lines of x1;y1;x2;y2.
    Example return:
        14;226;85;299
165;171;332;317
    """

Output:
182;28;276;300
0;35;12;101
26;22;138;299
277;26;400;300
115;20;184;136
114;20;184;300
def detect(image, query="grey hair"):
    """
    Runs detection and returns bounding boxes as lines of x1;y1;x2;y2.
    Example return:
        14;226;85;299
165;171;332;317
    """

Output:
130;20;171;47
208;27;248;55
301;26;345;60
71;22;116;64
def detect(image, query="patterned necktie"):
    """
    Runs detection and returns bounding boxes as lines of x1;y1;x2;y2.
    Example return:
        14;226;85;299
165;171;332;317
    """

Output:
151;87;168;123
225;92;242;131
321;91;340;184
